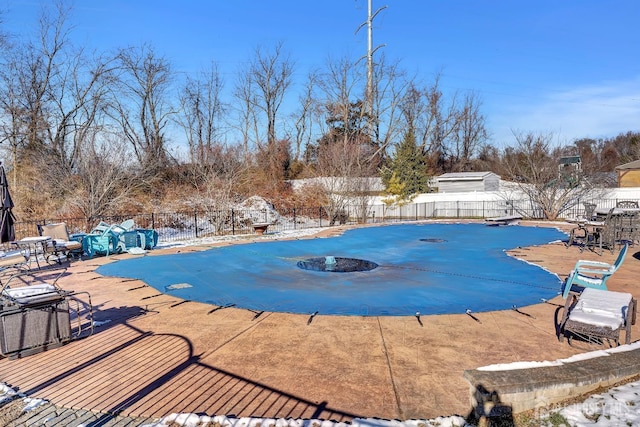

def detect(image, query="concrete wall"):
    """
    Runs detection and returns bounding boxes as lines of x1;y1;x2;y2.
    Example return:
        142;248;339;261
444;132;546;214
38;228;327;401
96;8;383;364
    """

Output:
464;347;640;414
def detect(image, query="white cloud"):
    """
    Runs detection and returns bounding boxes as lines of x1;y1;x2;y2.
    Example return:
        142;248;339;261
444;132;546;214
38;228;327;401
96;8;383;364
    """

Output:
489;76;640;146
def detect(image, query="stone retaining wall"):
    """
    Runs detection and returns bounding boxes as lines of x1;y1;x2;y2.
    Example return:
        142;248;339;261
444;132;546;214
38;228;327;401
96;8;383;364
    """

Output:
463;347;640;414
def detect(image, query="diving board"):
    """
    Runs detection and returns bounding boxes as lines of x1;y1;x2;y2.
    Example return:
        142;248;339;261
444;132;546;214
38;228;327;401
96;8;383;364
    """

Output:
485;215;522;226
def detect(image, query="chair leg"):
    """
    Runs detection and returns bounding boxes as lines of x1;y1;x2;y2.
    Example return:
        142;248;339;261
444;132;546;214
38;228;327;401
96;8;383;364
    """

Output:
567;226;586;248
558;295;576;341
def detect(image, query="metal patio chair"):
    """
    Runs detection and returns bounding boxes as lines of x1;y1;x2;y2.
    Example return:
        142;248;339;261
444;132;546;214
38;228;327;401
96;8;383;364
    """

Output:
37;222;83;263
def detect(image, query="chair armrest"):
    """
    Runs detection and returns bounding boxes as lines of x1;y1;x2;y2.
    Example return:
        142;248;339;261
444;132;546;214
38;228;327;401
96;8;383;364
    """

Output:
576;267;614;276
575;260;610;268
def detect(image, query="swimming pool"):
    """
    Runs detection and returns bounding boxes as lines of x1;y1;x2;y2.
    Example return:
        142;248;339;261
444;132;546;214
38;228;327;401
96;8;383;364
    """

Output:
97;223;567;316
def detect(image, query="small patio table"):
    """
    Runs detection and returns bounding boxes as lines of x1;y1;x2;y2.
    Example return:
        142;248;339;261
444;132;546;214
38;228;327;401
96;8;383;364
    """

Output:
14;236;51;269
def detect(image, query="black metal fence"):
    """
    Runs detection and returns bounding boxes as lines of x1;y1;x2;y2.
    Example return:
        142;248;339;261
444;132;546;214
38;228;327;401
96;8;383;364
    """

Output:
12;197;638;244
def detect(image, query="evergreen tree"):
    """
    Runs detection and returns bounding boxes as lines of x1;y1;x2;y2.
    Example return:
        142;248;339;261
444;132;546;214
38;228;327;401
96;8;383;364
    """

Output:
382;130;429;202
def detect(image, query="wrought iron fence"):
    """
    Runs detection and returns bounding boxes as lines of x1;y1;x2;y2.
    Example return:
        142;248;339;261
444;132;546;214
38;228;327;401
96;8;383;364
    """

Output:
11;197;638;244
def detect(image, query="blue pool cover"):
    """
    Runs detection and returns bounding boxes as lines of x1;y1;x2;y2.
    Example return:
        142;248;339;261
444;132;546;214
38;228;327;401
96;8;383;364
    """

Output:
97;223;568;316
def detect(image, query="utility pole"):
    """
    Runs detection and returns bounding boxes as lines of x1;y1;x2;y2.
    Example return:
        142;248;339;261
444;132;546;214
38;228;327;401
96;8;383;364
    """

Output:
356;0;386;130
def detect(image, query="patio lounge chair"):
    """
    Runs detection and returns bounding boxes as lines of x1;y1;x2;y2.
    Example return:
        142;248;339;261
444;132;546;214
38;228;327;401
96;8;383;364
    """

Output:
559;288;636;346
83;219;151;257
562;243;628;299
83;224;123;258
89;219;134;235
37;222;83;262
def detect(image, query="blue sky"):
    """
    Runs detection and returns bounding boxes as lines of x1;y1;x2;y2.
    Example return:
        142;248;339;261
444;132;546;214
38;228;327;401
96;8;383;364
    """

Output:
3;0;640;148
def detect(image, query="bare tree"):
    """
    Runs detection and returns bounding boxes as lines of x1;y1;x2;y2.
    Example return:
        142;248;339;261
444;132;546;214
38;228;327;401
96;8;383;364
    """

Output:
111;44;175;173
176;62;226;165
0;3;72;174
314;139;377;224
232;66;259;162
232;42;295;168
308;56;381;222
180;143;248;233
368;55;410;164
501;131;603;220
317;56;365;143
608;131;640;165
400;74;460;174
0;2;115;215
399;82;424;136
0;9;9;50
472;143;503;175
450;91;488;171
290;70;320;163
63;132;142;222
0;52;28;183
249;42;294;146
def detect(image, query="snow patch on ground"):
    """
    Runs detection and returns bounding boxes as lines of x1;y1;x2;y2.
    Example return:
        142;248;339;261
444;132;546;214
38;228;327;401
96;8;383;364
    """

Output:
155;227;326;249
477;342;640;371
1;383;47;413
140;414;471;427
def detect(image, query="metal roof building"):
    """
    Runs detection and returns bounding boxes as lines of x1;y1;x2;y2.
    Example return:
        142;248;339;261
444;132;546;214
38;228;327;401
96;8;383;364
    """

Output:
436;172;501;193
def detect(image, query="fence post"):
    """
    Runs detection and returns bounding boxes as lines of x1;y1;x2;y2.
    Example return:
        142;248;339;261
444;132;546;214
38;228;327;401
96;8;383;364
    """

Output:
151;213;155;230
293;208;297;229
319;207;322;227
232;209;236;235
194;211;198;238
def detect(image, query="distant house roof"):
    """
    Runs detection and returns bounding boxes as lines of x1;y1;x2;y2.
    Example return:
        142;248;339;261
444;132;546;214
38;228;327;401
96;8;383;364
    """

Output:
615;160;640;170
559;155;581;165
437;172;500;181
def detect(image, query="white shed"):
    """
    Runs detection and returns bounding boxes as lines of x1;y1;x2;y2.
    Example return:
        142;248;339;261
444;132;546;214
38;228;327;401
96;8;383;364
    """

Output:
436;172;500;193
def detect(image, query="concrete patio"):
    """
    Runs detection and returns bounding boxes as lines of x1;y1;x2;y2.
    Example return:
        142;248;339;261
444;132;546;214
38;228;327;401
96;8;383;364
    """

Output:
1;221;638;423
